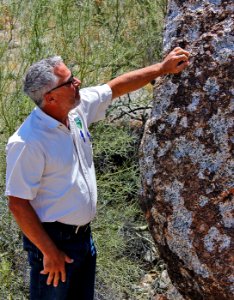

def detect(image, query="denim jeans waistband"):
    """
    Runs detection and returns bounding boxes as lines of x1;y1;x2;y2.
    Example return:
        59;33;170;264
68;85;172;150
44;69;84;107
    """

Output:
42;221;90;234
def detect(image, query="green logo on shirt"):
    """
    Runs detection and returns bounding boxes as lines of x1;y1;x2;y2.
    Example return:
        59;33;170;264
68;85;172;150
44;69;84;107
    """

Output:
74;117;82;129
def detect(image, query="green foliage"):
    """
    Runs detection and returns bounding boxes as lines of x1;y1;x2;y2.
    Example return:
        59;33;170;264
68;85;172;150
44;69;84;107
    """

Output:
0;254;27;300
0;202;29;299
0;0;165;135
91;121;148;298
0;0;166;298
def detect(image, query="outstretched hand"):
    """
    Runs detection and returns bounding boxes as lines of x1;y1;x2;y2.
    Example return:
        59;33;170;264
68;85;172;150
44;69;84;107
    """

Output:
107;46;190;99
160;47;190;75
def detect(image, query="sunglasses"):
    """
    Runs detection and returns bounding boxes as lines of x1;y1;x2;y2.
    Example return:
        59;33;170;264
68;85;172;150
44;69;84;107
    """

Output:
46;74;75;93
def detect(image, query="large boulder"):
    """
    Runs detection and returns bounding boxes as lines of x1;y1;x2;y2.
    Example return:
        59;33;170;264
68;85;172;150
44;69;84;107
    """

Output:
139;1;234;299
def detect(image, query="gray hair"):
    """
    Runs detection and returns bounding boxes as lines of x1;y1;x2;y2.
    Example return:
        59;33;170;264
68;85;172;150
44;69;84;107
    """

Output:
23;56;63;107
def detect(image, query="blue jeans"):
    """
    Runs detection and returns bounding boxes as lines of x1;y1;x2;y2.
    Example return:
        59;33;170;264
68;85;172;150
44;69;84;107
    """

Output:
23;223;96;300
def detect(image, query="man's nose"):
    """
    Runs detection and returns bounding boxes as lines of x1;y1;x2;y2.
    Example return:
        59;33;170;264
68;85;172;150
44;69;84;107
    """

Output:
73;77;81;86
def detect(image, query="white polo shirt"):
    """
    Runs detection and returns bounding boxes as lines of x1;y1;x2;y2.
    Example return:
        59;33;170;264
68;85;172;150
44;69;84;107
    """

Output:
5;84;112;226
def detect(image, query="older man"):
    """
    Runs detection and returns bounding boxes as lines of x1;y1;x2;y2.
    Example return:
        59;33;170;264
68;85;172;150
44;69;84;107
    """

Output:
5;47;189;300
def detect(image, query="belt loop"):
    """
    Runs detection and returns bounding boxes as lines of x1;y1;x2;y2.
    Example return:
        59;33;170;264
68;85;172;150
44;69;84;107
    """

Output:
75;225;80;234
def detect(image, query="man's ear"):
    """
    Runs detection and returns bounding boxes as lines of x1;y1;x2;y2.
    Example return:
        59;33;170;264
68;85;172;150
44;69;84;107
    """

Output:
43;93;54;104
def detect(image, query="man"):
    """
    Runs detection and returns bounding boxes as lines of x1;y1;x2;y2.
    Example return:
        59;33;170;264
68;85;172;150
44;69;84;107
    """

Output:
5;47;189;300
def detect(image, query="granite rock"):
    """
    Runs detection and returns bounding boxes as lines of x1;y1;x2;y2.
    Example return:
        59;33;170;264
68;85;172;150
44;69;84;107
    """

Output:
139;1;234;299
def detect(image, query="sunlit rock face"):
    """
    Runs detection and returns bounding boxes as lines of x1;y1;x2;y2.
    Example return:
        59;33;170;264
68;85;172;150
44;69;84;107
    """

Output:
139;1;234;299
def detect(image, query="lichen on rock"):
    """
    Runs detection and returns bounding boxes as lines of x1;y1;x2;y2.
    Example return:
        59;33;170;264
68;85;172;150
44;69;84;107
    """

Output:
139;1;234;299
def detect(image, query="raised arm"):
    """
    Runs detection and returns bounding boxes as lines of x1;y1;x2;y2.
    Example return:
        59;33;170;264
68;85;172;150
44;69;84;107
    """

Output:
107;47;189;100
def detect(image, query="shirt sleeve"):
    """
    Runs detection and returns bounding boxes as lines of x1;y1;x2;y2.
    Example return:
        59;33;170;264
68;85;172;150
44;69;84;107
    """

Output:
5;141;45;200
78;84;112;126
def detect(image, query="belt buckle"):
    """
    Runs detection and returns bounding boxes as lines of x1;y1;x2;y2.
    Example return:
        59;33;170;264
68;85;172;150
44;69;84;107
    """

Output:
75;225;80;234
75;223;89;234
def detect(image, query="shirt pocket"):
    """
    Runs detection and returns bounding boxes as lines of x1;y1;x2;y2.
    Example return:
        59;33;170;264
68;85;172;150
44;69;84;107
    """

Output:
44;137;76;174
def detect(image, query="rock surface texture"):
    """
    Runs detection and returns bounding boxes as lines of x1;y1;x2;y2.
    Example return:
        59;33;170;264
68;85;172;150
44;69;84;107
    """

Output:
139;1;234;299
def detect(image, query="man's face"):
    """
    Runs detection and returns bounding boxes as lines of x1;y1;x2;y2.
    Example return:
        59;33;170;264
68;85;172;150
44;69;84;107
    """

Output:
45;63;81;111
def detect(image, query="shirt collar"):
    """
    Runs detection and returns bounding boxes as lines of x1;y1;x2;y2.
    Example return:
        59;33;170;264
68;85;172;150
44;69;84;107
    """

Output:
34;107;61;129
